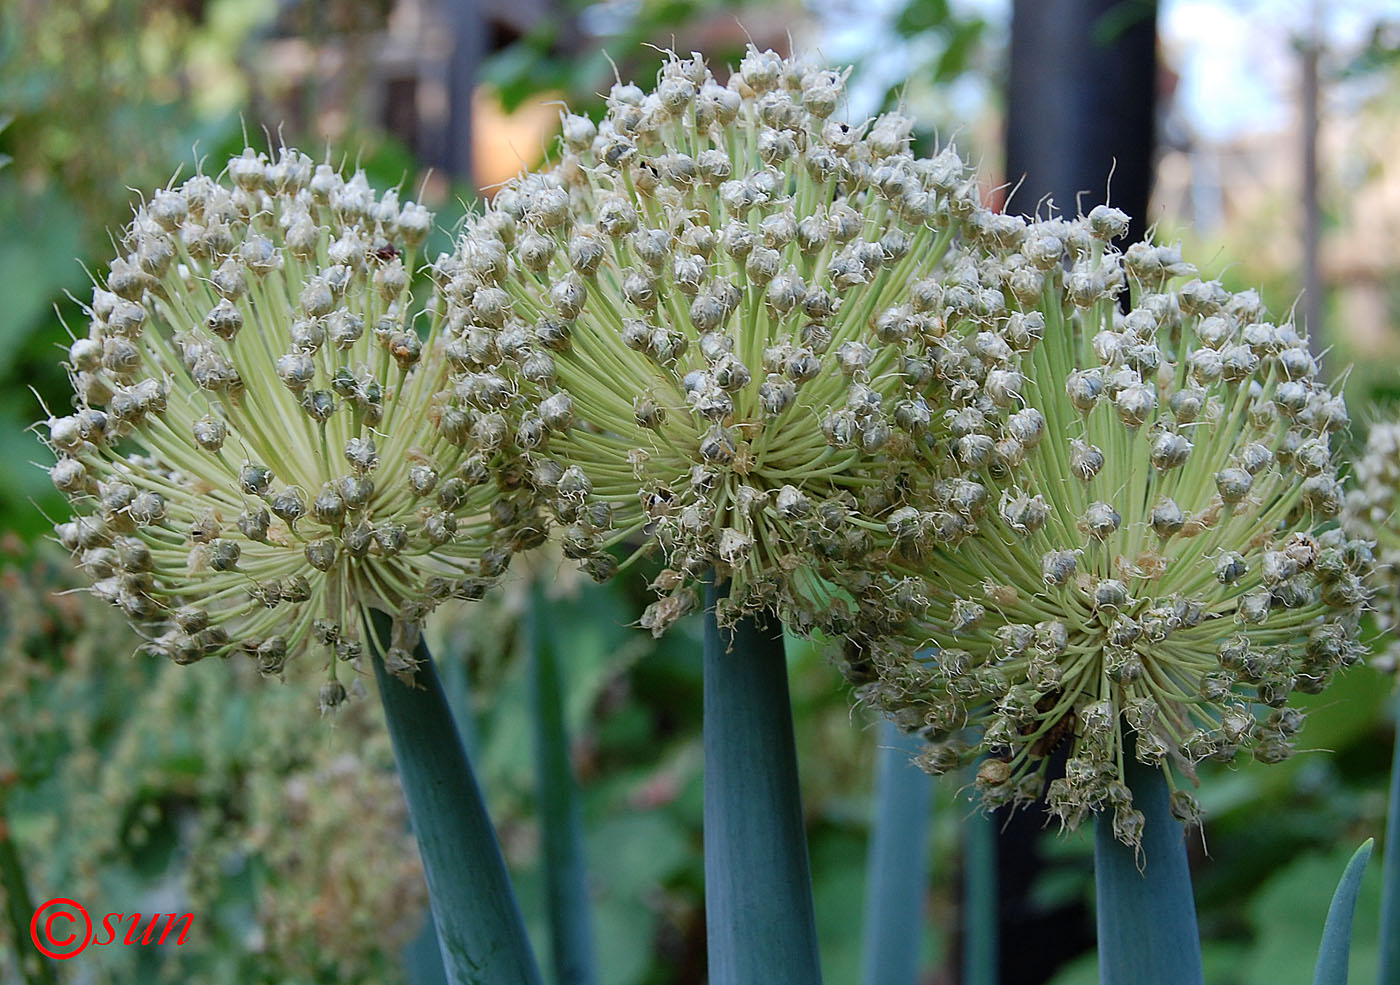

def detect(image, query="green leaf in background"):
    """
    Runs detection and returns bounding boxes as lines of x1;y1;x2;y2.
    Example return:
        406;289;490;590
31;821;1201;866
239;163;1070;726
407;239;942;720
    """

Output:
527;583;600;985
1094;756;1204;985
0;787;58;985
813;827;874;984
587;812;692;985
371;611;543;985
1244;843;1382;985
861;719;934;985
1313;840;1374;985
1380;688;1400;985
893;0;953;36
702;579;823;985
0;182;82;375
475;580;649;791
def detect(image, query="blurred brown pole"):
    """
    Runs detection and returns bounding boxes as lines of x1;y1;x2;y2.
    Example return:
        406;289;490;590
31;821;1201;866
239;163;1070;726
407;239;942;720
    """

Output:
1301;0;1324;362
426;0;486;186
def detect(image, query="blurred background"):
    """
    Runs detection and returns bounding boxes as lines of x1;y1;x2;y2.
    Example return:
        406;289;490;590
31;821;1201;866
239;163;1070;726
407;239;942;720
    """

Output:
2;1;1400;983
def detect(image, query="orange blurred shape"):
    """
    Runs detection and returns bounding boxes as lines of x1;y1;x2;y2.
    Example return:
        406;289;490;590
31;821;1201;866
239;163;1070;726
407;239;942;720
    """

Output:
472;85;566;194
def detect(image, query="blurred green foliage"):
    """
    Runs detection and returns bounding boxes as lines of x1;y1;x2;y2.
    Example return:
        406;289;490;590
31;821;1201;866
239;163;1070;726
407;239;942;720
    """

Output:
887;0;989;103
481;0;761;116
0;540;429;984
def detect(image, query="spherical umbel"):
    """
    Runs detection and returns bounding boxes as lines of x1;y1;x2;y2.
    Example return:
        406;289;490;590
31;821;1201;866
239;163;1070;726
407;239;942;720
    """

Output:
1344;420;1400;668
837;215;1370;847
44;147;532;696
451;46;989;633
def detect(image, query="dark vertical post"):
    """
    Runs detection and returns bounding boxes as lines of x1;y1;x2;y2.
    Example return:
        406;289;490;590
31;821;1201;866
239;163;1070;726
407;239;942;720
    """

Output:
1005;0;1158;241
1001;4;1159;982
425;0;485;185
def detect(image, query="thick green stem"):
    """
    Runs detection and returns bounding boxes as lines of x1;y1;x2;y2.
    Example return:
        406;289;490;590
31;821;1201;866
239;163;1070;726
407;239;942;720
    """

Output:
0;789;58;985
403;642;474;985
403;921;450;985
961;792;999;985
861;720;933;985
702;580;823;985
1094;757;1203;985
370;611;544;985
1380;689;1400;985
527;584;599;985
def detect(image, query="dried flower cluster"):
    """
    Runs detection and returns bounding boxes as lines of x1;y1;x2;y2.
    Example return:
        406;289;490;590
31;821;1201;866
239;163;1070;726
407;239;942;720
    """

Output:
838;217;1369;843
1345;421;1400;666
43;47;1373;844
43;148;532;699
455;49;986;633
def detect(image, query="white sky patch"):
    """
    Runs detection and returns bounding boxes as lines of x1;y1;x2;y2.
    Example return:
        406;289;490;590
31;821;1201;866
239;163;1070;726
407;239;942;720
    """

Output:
1162;0;1400;139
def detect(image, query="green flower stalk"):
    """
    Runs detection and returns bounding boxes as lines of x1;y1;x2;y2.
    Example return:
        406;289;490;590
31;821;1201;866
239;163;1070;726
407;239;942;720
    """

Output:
444;47;982;634
42;147;536;697
843;213;1371;846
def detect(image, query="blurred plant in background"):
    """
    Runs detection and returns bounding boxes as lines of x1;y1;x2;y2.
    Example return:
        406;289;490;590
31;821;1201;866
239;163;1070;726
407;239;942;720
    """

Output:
0;0;240;537
0;540;427;983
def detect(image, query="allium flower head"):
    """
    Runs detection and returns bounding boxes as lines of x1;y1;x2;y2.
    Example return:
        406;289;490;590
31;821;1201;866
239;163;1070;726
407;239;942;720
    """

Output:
44;147;530;694
838;217;1370;845
1344;420;1400;665
448;47;988;632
